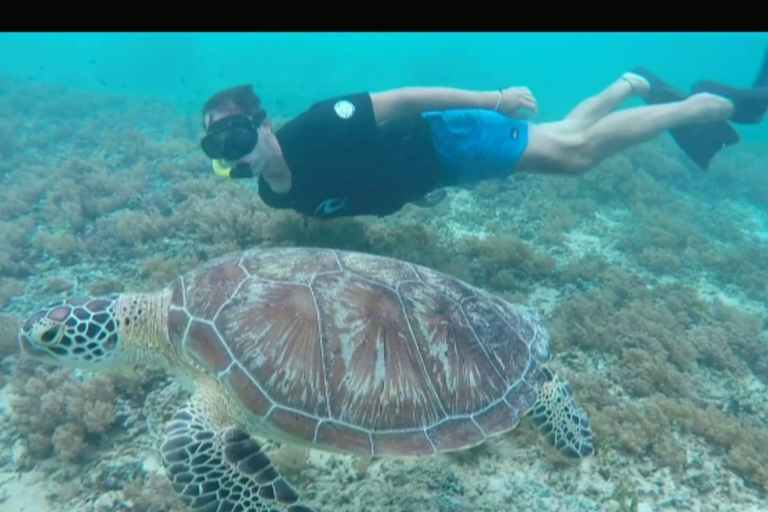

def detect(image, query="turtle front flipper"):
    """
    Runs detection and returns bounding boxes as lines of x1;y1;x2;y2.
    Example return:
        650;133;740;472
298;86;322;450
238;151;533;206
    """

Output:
161;402;315;512
526;367;595;459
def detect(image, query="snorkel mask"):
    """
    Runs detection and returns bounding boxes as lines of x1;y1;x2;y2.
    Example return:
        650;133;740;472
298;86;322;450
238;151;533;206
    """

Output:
201;111;266;178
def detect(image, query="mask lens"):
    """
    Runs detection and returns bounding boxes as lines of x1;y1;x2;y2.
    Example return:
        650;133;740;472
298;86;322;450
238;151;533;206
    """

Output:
201;134;225;159
201;116;258;160
223;127;258;160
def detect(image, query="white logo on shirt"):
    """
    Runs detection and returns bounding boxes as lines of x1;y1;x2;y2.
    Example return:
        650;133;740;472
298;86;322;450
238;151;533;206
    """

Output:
314;197;348;215
334;100;355;119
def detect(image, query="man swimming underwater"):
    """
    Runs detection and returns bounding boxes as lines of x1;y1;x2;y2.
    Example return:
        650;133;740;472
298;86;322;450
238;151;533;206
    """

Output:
199;47;768;219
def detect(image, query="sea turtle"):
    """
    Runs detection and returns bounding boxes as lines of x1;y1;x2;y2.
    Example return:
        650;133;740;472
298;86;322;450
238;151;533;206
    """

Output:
18;247;594;512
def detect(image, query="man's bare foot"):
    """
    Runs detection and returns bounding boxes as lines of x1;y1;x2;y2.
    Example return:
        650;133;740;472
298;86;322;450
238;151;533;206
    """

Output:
621;72;651;98
684;92;735;123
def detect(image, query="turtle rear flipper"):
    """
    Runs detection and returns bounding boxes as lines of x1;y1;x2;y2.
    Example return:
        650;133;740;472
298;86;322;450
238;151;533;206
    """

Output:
526;367;595;459
161;402;315;512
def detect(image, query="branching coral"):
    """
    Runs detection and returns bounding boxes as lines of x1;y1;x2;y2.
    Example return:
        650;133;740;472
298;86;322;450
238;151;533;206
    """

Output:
0;277;24;311
550;264;768;491
0;218;35;277
121;474;187;512
10;365;117;462
0;313;21;363
168;180;271;256
460;234;556;291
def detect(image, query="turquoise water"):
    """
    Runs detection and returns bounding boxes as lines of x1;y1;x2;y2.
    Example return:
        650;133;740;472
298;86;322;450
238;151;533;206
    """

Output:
1;32;766;141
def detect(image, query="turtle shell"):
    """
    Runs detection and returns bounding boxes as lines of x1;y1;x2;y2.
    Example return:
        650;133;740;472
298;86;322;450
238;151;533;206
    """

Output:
167;247;551;457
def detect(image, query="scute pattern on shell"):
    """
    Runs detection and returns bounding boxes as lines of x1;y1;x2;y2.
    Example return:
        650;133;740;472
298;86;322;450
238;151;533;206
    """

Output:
167;247;551;457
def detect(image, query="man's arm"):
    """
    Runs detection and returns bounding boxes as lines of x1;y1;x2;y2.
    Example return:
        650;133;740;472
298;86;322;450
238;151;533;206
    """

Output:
370;86;537;125
370;87;499;124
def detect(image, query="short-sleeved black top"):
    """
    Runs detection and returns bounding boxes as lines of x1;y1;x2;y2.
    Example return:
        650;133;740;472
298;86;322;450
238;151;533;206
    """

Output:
257;92;446;218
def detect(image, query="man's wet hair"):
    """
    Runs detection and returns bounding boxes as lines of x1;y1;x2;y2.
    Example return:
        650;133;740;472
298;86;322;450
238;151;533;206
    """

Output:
202;84;264;119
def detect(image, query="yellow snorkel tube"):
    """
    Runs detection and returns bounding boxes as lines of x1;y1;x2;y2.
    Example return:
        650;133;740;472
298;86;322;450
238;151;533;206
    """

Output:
211;159;254;179
212;159;233;178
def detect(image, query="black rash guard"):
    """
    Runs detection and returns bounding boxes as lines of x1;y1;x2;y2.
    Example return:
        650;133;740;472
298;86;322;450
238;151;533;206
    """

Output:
257;92;448;218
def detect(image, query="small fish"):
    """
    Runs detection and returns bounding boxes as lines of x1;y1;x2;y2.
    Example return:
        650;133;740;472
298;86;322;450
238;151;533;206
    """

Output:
411;189;447;208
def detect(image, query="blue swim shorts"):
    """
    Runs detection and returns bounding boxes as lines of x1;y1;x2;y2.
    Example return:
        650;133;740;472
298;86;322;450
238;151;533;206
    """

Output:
421;109;529;186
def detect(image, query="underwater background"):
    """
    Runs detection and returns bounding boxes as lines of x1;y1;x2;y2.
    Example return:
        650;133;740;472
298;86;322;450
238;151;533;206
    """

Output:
0;31;767;511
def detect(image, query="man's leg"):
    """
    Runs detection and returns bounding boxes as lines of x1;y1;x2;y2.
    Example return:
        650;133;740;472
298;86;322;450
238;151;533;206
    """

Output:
582;92;733;163
517;92;735;175
549;72;651;134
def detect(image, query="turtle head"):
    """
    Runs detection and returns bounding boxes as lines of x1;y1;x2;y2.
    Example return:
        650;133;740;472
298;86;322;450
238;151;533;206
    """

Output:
19;295;126;371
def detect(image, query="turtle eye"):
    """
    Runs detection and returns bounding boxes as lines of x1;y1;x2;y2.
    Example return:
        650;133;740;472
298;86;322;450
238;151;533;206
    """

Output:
40;326;59;345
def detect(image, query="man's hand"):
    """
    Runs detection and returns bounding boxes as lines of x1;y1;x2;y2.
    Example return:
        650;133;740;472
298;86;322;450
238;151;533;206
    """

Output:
496;86;538;118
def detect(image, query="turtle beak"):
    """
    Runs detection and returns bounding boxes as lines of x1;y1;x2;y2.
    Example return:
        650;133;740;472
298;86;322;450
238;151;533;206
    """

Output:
18;332;52;360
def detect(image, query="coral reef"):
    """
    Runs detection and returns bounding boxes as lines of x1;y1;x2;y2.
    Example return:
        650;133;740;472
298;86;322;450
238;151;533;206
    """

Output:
0;313;20;364
10;365;117;462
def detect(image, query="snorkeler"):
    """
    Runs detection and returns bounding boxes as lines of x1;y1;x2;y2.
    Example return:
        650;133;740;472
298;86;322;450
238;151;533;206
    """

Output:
199;59;767;219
